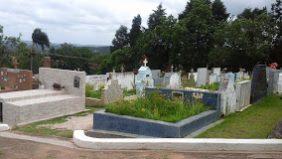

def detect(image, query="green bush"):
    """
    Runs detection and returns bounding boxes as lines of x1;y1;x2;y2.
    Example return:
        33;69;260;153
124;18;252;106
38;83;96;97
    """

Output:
123;89;136;96
85;84;103;99
106;93;209;123
199;83;220;91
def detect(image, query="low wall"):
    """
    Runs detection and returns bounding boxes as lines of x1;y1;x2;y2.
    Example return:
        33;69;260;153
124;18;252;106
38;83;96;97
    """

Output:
235;80;251;111
85;97;104;107
93;110;220;138
74;130;282;151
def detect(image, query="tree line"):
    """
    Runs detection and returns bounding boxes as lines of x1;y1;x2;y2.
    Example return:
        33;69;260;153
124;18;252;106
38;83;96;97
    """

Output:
0;0;281;74
107;0;281;72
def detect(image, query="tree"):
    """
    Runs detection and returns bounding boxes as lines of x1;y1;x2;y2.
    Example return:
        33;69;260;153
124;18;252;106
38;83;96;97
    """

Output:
51;43;93;73
209;13;274;70
238;8;267;20
176;0;214;70
179;0;212;20
212;0;229;22
111;25;129;52
270;0;282;64
129;14;142;47
179;2;192;20
148;4;166;30
32;28;50;51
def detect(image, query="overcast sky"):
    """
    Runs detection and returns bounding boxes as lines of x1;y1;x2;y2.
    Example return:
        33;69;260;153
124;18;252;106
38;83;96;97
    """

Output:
0;0;273;46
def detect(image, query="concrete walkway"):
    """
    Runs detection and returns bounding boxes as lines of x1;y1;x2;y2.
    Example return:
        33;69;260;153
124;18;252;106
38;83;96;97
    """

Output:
0;131;76;148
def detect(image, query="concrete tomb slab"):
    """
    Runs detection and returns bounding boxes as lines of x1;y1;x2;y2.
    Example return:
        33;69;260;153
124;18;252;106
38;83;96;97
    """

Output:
0;68;86;127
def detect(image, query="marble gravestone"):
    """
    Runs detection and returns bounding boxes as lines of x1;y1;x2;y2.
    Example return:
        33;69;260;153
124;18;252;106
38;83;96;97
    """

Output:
219;73;237;115
103;80;123;104
278;73;282;94
213;67;221;76
196;68;208;87
168;73;182;89
251;64;267;103
135;58;154;97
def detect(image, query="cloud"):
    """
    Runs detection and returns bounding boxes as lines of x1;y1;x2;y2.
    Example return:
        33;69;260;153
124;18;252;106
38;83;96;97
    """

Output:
0;0;272;45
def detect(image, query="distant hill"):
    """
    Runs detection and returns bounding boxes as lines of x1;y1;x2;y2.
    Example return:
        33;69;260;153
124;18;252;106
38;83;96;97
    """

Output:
23;41;110;54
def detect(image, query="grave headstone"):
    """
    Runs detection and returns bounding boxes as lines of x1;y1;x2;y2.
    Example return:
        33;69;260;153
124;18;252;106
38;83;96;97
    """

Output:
213;67;221;76
196;68;208;87
278;73;282;94
168;73;181;89
103;80;123;104
220;73;237;115
250;64;267;103
209;73;219;84
163;72;173;87
135;58;154;97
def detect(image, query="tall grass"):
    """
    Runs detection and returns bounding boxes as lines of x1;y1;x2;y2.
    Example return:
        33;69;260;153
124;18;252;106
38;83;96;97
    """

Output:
85;84;103;99
106;93;209;123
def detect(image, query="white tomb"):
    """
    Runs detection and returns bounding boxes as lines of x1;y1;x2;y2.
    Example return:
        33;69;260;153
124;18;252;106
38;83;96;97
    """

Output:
0;68;85;127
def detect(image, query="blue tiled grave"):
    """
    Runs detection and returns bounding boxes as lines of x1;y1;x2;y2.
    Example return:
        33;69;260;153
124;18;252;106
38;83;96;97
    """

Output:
93;88;221;138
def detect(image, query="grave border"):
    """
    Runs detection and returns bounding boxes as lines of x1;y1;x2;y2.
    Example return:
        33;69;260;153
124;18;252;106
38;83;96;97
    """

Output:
93;109;220;138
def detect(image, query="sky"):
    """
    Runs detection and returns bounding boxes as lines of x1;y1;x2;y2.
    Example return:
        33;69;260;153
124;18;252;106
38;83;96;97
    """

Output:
0;0;273;46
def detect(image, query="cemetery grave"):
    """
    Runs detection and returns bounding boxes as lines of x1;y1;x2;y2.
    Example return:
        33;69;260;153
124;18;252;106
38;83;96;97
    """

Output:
0;68;86;127
85;79;124;107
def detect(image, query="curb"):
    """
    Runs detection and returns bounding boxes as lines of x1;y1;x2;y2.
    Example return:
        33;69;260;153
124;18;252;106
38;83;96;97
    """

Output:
0;124;9;132
73;130;282;151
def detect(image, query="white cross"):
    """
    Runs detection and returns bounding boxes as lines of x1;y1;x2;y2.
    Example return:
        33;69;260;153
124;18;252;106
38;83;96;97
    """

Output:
143;58;148;67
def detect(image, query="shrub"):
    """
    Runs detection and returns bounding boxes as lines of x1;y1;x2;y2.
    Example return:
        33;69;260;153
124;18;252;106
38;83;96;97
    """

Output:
85;84;103;99
199;83;220;91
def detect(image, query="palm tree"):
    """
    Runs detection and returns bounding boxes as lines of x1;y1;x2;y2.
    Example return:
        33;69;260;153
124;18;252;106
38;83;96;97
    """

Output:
31;28;50;71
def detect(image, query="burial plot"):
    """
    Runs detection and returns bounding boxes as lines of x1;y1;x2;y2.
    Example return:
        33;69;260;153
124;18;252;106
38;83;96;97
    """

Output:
196;68;208;87
0;68;86;127
250;64;267;103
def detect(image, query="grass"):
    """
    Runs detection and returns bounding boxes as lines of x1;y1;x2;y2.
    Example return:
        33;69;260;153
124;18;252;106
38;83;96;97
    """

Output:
197;95;282;139
123;89;136;96
199;83;220;91
86;84;103;99
106;93;209;123
14;106;97;138
182;77;196;88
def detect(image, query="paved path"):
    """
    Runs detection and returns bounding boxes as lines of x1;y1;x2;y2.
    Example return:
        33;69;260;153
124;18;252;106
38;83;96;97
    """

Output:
0;136;282;159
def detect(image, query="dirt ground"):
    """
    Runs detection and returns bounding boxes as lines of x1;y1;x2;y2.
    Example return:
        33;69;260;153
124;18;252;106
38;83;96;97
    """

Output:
42;114;93;131
0;137;281;159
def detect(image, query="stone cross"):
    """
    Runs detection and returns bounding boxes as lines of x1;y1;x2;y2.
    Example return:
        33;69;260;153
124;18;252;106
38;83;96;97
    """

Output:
143;58;148;67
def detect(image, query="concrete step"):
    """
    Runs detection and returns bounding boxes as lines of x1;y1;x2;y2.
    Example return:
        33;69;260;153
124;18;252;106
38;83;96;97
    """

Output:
8;94;79;106
0;89;65;102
